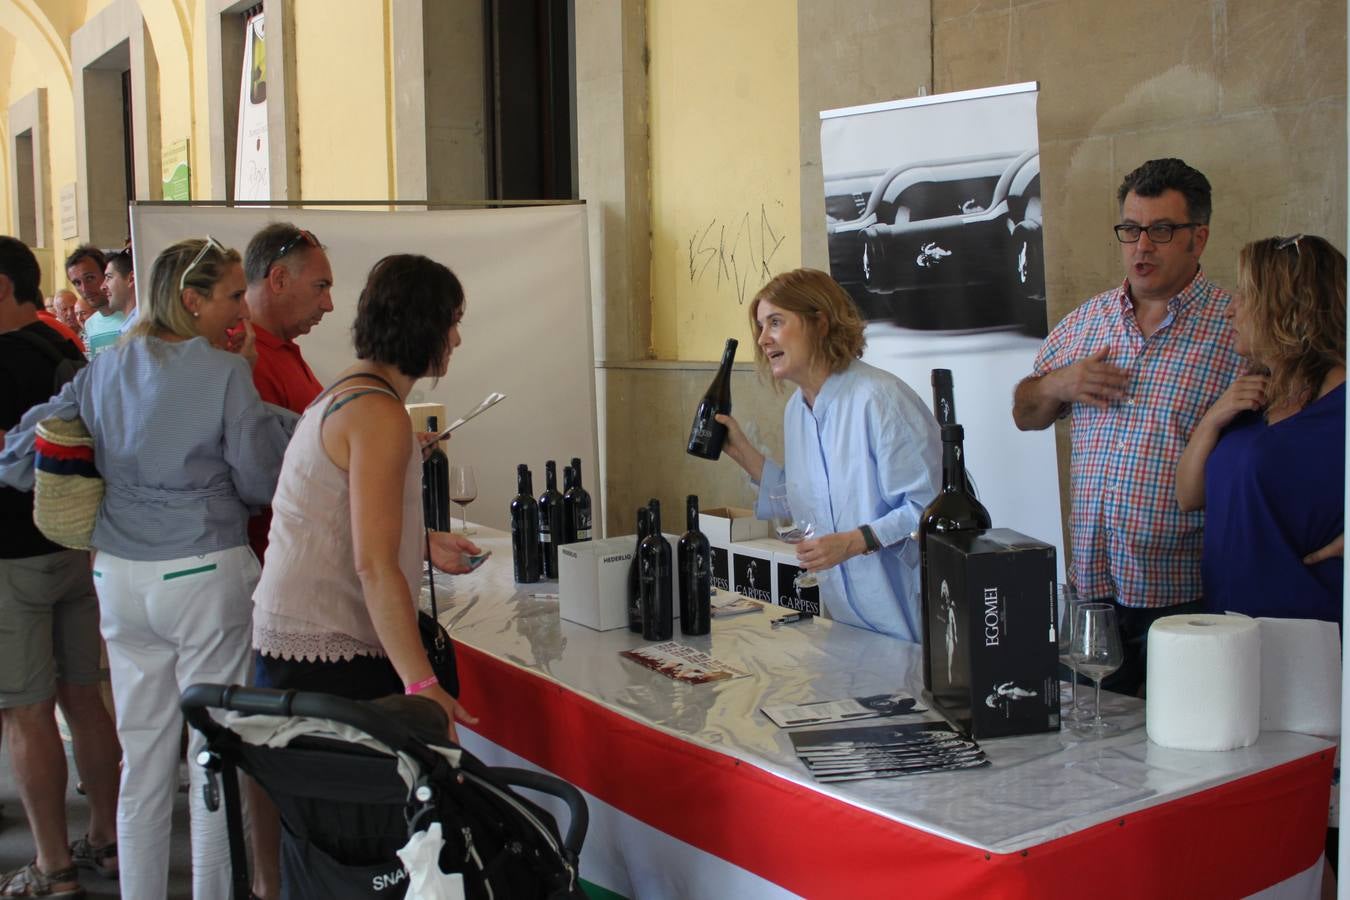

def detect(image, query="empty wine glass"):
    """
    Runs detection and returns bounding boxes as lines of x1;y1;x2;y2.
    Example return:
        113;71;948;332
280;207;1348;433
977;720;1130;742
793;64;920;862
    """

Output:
1070;602;1124;736
447;465;477;535
768;485;819;589
1057;584;1087;724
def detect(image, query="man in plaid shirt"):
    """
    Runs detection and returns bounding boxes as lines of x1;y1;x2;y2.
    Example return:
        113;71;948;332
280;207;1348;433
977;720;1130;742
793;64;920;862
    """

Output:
1013;158;1243;695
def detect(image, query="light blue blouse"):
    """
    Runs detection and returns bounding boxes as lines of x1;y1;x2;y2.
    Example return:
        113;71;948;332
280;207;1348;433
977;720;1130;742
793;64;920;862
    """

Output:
755;360;940;642
0;336;297;561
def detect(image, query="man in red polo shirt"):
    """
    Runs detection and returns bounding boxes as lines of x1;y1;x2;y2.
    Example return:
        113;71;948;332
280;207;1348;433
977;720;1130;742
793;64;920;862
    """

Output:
242;223;334;564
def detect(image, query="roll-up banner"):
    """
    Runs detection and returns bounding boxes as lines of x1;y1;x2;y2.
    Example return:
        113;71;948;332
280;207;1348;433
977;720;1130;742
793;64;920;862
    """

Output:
820;82;1064;578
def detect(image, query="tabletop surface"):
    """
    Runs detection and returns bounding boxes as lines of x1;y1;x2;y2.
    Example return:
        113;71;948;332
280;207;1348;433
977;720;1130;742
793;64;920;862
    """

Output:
428;529;1331;854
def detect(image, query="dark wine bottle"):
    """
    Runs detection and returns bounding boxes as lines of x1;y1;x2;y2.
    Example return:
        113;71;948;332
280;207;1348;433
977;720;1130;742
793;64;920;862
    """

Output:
918;423;992;690
678;495;712;636
639;500;673;641
686;338;738;460
562;456;593;543
537;460;564;579
627;507;651;633
422;415;450;531
510;464;541;583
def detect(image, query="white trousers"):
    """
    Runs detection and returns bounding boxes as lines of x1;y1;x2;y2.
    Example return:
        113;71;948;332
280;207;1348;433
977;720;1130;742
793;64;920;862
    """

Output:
94;546;257;900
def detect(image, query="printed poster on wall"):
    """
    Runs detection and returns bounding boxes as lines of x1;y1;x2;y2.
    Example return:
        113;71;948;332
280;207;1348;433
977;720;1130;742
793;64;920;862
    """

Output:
819;82;1064;578
234;11;269;201
161;138;190;201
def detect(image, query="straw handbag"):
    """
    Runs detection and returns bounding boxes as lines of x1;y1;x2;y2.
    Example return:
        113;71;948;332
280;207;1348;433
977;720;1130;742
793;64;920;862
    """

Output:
32;416;103;550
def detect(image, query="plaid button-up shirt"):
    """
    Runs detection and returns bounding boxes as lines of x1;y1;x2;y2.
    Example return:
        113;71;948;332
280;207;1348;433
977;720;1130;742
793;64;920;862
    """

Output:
1032;270;1243;608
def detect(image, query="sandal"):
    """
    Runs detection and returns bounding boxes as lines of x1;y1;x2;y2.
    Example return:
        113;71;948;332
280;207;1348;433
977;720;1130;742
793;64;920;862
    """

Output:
0;862;84;898
68;837;117;879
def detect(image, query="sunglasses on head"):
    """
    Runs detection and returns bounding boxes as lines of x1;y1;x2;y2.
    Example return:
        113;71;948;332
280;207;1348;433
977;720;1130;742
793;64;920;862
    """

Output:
180;236;225;292
268;229;321;273
1274;234;1305;257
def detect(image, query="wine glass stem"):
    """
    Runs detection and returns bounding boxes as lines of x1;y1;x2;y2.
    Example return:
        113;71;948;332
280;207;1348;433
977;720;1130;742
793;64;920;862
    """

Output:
459;503;468;533
1068;663;1078;713
1093;677;1104;726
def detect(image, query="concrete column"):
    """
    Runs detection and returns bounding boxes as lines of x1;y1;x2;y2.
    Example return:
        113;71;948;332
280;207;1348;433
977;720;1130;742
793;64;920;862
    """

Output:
205;0;252;201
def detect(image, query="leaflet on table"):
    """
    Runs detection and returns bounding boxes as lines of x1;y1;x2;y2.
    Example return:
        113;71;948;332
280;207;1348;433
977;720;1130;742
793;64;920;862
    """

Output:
790;721;988;782
709;591;764;617
760;692;927;729
620;642;750;684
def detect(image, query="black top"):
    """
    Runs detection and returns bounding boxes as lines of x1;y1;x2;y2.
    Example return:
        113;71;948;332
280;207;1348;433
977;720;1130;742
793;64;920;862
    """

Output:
1;321;86;558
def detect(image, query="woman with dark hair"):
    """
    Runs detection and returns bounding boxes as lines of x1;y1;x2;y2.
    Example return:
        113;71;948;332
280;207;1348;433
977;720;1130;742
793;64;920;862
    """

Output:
716;268;940;642
0;236;296;899
1176;234;1346;622
251;254;480;728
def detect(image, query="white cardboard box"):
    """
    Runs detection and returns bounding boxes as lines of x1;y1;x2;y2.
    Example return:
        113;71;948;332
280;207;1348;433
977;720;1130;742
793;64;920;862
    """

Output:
559;534;678;631
731;537;779;606
700;507;769;545
735;536;825;616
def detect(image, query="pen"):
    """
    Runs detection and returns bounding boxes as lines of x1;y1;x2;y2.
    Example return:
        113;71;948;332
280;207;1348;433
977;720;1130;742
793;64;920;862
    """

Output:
530;592;559;600
771;612;814;627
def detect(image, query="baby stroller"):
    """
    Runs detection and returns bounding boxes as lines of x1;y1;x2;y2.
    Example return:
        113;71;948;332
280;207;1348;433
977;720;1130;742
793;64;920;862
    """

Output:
181;683;588;899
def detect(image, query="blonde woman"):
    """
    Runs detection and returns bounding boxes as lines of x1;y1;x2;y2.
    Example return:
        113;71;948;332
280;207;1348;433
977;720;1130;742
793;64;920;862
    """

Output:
0;237;296;898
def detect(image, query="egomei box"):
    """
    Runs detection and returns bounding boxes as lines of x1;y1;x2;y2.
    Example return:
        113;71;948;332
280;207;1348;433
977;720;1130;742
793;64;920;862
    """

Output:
924;528;1059;739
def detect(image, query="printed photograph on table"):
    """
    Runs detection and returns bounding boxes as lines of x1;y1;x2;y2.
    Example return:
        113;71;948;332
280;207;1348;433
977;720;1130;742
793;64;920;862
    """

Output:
819;82;1065;580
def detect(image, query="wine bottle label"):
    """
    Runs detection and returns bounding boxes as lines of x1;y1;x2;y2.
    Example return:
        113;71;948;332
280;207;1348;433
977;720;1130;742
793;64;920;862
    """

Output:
576;528;592;540
539;532;552;543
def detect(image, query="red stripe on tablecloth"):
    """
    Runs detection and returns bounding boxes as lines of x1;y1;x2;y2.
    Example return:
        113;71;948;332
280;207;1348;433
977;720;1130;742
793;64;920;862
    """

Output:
454;641;1332;899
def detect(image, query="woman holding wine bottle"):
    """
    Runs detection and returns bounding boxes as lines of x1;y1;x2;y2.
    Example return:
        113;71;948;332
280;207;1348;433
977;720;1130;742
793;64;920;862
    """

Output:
716;268;941;642
252;254;482;729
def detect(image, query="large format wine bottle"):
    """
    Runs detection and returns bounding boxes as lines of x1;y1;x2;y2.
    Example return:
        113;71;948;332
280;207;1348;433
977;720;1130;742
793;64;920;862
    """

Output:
639;500;674;641
686;338;738;460
931;369;957;427
537;460;564;579
918;422;992;690
421;415;450;531
627;506;651;633
678;495;712;636
510;464;541;583
562;457;593;543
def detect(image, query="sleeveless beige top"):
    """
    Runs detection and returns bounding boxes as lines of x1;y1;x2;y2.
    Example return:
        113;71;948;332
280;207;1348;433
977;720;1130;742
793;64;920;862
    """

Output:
252;384;424;661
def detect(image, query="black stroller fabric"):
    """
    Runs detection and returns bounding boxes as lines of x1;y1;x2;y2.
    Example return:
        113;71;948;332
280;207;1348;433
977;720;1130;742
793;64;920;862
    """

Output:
181;685;588;900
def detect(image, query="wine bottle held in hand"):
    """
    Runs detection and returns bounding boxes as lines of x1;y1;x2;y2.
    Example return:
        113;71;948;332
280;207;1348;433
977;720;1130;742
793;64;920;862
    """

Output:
686;338;738;460
678;495;712;636
537;460;564;579
422;415;451;531
639;500;674;641
510;464;541;583
562;456;592;543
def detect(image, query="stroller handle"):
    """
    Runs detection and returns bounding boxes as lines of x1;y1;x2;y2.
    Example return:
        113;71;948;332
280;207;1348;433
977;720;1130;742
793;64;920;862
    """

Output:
181;683;446;771
488;767;590;856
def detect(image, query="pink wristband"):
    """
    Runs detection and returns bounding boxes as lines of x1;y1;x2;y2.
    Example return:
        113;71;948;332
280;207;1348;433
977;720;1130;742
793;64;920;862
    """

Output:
404;675;439;696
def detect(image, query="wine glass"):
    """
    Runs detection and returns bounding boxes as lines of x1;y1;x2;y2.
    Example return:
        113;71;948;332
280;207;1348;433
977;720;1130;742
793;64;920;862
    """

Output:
768;485;819;589
1057;584;1087;724
447;465;477;535
1069;602;1124;735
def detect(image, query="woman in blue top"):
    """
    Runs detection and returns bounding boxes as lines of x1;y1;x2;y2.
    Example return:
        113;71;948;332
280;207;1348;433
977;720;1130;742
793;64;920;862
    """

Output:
1176;234;1345;624
717;268;940;642
0;237;296;899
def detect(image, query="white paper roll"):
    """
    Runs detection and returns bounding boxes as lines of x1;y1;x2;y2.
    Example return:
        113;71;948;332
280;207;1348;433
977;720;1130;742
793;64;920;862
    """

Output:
1146;614;1261;751
1258;616;1341;737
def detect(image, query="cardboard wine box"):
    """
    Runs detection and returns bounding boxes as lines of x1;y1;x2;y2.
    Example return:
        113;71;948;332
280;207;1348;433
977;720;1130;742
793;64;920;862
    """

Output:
731;538;778;606
925;529;1059;739
559;534;677;631
701;507;769;597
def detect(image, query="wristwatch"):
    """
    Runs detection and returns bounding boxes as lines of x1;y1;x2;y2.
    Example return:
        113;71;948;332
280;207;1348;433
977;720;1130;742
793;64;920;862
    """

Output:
859;524;881;555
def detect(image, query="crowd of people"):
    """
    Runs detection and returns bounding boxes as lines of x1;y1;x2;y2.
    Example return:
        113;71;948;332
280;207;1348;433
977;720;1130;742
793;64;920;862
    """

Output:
0;154;1343;896
0;226;478;898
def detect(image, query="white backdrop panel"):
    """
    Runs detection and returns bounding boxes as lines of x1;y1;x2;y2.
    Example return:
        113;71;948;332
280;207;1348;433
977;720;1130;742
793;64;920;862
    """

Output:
129;203;598;533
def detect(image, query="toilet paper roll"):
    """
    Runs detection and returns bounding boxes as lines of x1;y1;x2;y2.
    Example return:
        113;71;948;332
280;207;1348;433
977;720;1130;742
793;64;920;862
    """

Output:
1146;614;1260;751
1258;616;1341;737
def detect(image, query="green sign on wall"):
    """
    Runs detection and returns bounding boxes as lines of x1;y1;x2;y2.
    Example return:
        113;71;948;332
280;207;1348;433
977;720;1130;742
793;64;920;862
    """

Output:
161;139;190;201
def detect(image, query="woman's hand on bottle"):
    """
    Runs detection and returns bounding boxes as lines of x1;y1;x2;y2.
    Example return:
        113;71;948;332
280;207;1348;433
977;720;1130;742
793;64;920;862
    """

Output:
714;413;764;481
796;529;866;571
421;684;478;744
428;530;482;574
417;431;448;462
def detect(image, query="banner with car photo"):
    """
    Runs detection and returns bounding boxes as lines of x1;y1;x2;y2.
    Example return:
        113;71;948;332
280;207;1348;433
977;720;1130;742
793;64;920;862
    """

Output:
819;82;1064;577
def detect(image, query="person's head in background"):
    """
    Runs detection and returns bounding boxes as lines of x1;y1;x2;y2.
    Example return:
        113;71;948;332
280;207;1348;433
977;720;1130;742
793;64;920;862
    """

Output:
244;223;335;342
748;267;865;395
65;244;108;307
1231;234;1346;413
0;236;43;331
74;296;96;326
132;237;246;349
352;254;464;379
52;289;80;331
103;249;136;316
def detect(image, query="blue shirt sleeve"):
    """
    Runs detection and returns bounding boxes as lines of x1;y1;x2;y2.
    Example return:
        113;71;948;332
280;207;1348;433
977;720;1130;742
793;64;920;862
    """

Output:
864;387;941;548
220;360;300;508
